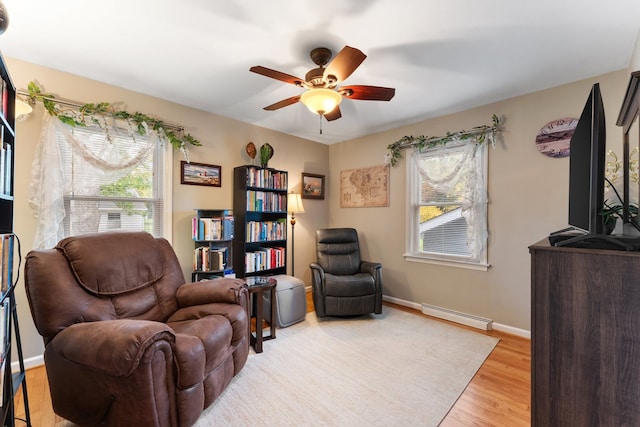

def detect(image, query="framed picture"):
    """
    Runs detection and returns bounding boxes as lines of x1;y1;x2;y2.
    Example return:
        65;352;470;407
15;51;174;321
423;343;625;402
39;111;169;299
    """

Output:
301;172;325;199
181;161;221;187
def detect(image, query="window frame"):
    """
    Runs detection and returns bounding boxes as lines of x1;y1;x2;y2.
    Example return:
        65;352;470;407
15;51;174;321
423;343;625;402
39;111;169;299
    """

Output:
405;142;489;271
58;125;173;242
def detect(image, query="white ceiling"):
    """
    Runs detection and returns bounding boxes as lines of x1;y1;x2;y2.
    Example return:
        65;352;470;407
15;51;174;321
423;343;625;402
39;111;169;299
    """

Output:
1;0;639;144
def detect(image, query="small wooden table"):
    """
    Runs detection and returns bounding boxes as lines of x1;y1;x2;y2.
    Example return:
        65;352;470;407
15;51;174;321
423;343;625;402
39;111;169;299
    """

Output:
245;276;277;353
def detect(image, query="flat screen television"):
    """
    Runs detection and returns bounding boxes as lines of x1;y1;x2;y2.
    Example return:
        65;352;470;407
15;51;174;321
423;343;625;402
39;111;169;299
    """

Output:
552;83;639;250
567;83;606;235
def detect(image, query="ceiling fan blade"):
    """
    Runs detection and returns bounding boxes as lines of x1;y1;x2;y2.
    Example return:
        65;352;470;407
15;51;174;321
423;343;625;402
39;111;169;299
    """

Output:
250;66;305;87
323;46;367;84
339;85;396;101
263;95;301;111
324;106;342;121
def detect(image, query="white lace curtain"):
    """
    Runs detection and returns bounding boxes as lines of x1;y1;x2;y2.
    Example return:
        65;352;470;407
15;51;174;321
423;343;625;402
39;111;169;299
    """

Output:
413;140;488;259
28;114;156;249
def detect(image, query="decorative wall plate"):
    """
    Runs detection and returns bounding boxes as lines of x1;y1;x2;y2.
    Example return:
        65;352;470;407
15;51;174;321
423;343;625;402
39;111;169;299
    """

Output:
535;118;578;158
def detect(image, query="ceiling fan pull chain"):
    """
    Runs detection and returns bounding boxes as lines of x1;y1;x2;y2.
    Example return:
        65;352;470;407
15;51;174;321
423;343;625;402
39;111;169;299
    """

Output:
319;114;323;134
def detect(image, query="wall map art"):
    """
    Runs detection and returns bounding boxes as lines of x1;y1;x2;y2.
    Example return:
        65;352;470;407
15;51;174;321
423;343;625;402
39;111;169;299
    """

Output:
340;165;390;208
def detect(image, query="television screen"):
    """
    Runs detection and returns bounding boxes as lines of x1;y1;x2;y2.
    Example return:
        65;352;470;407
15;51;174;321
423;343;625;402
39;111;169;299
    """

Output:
568;83;606;235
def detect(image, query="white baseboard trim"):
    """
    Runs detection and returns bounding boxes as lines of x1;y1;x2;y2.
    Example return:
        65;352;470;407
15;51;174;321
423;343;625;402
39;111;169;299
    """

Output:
421;303;493;331
492;322;531;339
383;295;422;310
11;354;44;372
383;294;531;339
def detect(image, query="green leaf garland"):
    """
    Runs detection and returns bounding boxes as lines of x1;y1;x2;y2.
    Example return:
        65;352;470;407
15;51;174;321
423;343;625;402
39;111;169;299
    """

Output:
386;114;503;167
26;81;202;153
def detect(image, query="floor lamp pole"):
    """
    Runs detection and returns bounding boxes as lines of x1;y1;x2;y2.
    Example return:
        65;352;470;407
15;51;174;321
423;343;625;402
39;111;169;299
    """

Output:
287;192;304;278
290;214;297;277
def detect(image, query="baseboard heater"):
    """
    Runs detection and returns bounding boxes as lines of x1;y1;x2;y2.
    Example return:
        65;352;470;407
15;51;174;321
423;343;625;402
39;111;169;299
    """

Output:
421;303;493;331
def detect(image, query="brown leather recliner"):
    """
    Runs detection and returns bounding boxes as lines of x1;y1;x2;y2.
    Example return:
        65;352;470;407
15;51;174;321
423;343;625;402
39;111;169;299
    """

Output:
310;228;383;317
24;231;249;427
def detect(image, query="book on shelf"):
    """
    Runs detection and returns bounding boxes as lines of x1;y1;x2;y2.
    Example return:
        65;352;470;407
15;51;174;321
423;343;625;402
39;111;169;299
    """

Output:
244;246;285;273
1;79;7;120
3;141;10;197
0;126;5;196
193;246;227;271
245;191;286;212
223;215;234;240
245;166;287;189
0;300;6;362
245;219;286;242
192;217;223;240
0;235;12;295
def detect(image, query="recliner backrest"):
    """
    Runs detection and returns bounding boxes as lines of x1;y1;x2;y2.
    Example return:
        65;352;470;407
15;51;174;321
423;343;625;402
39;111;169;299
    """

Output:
316;228;361;275
25;231;186;345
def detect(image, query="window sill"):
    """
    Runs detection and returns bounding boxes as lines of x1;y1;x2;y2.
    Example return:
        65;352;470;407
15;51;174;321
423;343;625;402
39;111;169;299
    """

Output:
403;254;490;271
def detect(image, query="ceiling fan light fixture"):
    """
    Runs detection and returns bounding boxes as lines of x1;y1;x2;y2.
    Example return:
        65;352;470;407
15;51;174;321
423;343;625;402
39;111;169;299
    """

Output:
300;88;342;115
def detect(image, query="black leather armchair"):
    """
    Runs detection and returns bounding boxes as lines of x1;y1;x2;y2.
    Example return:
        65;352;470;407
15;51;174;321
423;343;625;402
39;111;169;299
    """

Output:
309;228;383;317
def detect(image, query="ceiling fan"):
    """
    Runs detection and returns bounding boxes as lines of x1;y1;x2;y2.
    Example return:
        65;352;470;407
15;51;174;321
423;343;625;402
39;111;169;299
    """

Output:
249;46;395;122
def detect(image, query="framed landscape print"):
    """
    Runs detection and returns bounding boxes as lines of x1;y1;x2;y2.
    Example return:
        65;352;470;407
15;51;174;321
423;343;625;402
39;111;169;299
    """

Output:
301;173;325;199
181;161;221;187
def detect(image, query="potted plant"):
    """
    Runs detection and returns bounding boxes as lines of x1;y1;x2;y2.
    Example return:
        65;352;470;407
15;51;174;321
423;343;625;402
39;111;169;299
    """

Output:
602;148;640;234
601;201;639;234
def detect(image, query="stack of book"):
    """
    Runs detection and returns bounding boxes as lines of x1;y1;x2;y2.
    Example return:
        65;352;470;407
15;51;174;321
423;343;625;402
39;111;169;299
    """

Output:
244;246;285;273
193;246;227;272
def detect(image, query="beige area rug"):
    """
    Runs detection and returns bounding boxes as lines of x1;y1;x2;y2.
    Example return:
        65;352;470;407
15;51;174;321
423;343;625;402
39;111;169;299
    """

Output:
195;306;499;427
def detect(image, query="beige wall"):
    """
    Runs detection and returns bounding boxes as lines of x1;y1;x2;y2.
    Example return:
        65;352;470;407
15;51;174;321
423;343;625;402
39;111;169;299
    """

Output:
7;54;635;361
328;69;629;332
630;30;640;71
7;58;330;361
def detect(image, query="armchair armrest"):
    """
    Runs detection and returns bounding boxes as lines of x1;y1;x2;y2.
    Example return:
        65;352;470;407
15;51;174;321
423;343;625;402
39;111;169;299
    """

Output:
309;262;325;277
360;261;382;276
49;319;174;377
176;278;248;308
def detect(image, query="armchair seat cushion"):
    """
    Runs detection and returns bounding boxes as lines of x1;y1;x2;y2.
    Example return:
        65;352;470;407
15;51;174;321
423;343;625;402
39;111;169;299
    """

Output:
170;316;233;382
324;273;375;297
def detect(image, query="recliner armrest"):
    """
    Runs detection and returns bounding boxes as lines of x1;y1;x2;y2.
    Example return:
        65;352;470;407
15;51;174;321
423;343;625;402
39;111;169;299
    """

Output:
360;261;382;276
176;278;247;308
49;319;174;377
310;262;325;281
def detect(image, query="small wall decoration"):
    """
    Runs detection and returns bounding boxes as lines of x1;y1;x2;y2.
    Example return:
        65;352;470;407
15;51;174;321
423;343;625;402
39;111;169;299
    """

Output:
181;161;221;187
301;173;325;200
245;142;257;164
535;118;578;158
340;165;390;208
259;143;274;168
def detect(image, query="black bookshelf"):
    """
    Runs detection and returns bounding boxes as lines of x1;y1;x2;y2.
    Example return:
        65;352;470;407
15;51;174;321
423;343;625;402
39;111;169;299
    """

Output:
0;50;31;427
233;165;288;278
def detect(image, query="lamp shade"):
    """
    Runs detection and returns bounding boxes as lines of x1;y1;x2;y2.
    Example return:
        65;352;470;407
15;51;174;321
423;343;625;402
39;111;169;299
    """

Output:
287;193;305;214
300;88;342;115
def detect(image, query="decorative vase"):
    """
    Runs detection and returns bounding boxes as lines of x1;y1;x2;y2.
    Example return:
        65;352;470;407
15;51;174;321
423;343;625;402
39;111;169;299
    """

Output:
259;143;274;168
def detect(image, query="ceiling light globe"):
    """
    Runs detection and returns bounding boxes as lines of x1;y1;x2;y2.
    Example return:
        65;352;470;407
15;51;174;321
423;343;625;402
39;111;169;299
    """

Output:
300;88;342;115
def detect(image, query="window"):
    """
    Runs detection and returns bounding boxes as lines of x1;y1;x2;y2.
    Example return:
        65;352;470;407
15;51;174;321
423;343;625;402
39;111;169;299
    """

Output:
406;142;489;269
58;124;169;238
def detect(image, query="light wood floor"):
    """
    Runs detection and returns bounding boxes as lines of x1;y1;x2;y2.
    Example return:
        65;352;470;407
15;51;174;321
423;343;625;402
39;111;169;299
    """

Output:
13;293;531;426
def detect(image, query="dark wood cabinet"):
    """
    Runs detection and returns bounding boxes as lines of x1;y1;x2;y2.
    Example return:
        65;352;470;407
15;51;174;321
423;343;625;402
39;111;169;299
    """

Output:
530;239;640;426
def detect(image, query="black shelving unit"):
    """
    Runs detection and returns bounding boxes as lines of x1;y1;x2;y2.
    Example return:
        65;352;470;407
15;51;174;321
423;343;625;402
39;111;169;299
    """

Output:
233;165;288;278
0;50;31;427
191;209;234;281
